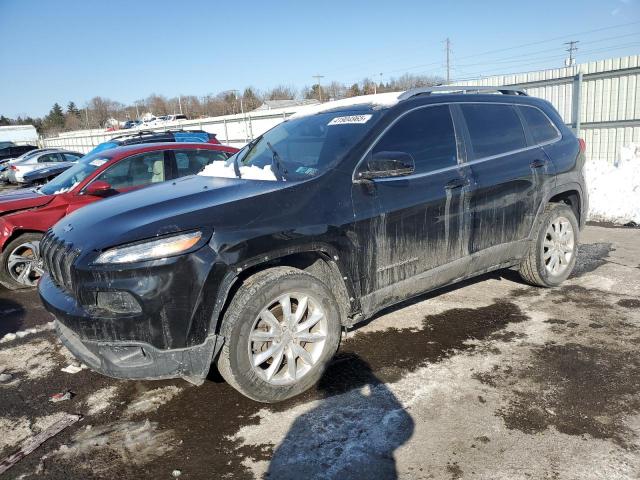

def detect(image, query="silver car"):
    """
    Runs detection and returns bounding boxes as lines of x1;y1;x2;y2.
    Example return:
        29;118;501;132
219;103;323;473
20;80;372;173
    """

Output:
6;149;83;184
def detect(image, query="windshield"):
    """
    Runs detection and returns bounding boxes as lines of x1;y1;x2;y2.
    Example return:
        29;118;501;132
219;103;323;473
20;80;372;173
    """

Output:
40;151;112;195
199;110;381;181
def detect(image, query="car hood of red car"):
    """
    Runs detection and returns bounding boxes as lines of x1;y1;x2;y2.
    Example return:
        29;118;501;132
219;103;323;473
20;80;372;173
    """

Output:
0;188;54;215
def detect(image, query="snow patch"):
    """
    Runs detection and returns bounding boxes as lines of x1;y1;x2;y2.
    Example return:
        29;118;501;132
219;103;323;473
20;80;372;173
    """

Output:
0;321;54;344
0;338;61;380
198;161;277;181
586;143;640;224
0;412;74;455
85;386;120;415
125;386;183;416
0;417;32;453
53;181;79;194
57;420;175;470
289;91;402;119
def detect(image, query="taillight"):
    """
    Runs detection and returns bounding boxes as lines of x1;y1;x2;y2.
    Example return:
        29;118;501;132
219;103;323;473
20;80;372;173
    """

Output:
578;138;586;153
10;165;17;171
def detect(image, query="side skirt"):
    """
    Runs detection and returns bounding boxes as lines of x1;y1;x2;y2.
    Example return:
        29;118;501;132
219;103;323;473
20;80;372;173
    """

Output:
356;239;528;322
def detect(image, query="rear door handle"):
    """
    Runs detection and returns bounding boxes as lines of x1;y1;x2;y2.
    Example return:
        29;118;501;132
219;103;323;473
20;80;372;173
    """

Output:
445;178;469;190
530;159;547;169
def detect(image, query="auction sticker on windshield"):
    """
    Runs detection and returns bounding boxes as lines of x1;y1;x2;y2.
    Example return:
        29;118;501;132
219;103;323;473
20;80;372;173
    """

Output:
328;114;372;125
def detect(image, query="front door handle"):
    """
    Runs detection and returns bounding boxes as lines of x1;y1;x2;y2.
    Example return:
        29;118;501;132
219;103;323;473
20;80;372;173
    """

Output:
445;178;469;190
530;159;547;169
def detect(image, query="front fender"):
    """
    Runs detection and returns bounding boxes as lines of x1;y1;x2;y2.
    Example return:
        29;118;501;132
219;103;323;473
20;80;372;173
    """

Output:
204;242;359;337
0;218;16;251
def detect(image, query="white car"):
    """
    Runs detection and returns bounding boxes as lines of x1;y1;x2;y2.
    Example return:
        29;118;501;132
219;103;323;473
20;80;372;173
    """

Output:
0;148;55;182
7;149;83;184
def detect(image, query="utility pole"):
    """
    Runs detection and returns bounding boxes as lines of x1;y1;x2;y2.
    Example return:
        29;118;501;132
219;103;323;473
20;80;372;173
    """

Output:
564;40;579;67
445;38;451;84
312;74;325;102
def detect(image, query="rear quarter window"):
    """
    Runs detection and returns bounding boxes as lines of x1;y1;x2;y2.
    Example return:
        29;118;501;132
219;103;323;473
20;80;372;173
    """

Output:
460;104;527;158
518;105;560;144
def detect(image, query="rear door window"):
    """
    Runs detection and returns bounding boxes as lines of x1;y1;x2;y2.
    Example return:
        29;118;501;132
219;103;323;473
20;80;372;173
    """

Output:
371;105;458;174
37;153;62;163
96;151;165;190
174;149;229;176
460;104;527;158
518;105;559;144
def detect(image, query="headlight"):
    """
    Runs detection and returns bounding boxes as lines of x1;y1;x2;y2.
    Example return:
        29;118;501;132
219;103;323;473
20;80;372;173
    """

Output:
94;231;202;264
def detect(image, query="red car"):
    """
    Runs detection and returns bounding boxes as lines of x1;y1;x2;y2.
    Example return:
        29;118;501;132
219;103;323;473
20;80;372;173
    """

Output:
0;142;237;289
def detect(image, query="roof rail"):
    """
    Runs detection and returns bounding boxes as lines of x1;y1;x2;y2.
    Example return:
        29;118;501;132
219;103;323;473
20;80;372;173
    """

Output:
398;85;527;101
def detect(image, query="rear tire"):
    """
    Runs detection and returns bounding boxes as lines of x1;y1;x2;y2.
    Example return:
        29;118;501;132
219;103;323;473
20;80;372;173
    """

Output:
519;203;579;287
217;266;342;403
0;233;44;290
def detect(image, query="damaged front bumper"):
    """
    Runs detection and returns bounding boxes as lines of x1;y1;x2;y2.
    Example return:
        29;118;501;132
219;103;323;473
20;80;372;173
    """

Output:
55;320;222;385
40;274;224;384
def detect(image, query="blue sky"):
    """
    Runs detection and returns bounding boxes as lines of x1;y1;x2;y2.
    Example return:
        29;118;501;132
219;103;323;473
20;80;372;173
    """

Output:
0;0;638;118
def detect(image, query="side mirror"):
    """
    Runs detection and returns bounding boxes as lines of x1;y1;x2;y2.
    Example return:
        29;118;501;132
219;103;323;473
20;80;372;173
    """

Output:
85;180;115;197
358;151;415;180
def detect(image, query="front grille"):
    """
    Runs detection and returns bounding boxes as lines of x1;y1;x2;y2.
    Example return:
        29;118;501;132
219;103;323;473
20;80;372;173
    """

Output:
41;230;80;292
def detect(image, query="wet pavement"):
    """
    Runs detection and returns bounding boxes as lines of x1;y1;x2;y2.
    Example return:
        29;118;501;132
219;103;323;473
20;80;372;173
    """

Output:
0;225;639;479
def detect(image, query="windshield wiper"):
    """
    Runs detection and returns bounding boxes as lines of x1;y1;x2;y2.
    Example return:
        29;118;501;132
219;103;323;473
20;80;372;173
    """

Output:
232;150;241;179
233;137;260;179
266;142;287;181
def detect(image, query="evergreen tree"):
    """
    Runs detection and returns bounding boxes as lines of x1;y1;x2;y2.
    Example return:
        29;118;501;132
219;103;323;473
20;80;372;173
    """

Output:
44;103;65;130
66;101;81;118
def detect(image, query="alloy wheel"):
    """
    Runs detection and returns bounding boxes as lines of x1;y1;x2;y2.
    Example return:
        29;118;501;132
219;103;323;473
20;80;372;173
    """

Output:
7;240;44;287
543;215;575;276
248;292;328;385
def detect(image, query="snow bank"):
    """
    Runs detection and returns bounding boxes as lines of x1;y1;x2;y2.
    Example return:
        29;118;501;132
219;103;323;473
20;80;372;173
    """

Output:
198;161;277;181
289;91;403;119
586;143;640;224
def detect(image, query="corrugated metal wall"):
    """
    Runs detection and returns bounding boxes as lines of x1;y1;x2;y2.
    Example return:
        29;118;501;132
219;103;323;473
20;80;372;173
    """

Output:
459;55;640;163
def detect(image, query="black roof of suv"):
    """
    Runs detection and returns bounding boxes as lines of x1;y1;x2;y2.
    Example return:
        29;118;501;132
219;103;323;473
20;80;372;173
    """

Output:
40;87;587;402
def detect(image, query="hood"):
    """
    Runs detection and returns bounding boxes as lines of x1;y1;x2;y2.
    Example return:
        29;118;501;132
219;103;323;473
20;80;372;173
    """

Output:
0;188;54;215
53;175;292;252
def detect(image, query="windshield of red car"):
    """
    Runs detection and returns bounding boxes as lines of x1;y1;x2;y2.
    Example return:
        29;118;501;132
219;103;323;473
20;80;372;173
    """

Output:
39;151;112;195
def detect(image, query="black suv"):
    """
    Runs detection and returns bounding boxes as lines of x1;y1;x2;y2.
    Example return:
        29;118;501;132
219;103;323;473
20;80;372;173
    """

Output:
39;86;587;402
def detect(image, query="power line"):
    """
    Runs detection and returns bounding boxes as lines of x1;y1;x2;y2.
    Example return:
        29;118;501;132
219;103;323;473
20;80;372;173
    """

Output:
454;21;639;62
319;20;640;79
455;32;639;68
450;41;640;82
564;40;579;66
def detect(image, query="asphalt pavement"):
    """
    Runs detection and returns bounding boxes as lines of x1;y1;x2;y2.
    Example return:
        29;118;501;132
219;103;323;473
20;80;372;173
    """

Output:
0;215;639;479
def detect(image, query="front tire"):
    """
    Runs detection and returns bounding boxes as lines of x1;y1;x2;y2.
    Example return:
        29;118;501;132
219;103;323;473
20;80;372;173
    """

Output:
519;203;579;287
217;266;342;403
0;233;44;290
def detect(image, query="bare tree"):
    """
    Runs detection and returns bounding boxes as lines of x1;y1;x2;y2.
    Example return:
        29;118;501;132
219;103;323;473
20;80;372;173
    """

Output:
145;94;169;116
265;85;296;100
